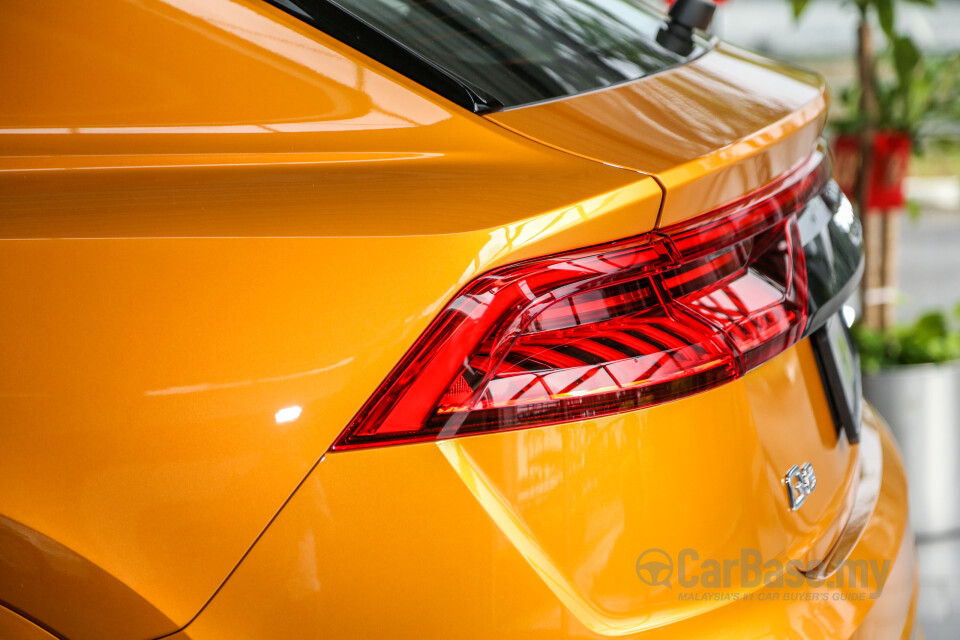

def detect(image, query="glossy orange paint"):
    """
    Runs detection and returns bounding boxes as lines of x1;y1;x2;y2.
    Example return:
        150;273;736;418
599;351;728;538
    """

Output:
0;606;55;640
0;2;660;639
165;351;916;640
0;0;915;639
489;45;829;228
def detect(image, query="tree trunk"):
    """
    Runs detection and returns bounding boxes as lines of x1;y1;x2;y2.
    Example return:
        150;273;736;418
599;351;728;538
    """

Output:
857;17;886;330
855;19;877;218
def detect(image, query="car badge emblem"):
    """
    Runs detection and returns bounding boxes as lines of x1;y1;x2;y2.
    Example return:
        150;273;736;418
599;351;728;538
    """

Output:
784;462;817;510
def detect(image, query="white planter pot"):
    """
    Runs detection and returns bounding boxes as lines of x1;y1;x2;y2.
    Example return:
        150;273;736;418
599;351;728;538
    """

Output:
863;360;960;538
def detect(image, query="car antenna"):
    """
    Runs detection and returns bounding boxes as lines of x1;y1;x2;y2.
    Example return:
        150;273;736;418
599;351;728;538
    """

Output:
656;0;717;57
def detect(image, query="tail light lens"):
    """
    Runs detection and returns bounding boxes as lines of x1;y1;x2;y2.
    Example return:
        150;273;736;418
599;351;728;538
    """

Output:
334;154;828;450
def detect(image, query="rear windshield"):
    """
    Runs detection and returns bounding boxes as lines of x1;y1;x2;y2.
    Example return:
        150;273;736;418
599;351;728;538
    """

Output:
266;1;707;111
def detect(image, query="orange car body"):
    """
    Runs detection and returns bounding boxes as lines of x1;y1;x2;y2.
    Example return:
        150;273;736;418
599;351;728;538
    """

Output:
0;1;915;639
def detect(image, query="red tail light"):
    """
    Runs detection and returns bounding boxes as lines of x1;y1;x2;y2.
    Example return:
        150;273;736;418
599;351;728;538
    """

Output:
333;154;828;450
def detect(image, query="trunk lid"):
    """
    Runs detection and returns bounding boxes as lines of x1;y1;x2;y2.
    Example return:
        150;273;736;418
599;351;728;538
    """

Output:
488;45;829;228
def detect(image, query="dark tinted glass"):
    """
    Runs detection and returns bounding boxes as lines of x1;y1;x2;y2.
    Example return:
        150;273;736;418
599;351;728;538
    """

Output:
267;1;705;110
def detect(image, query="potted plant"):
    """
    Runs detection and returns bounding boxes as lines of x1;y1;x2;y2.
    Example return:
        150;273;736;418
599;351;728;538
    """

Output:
790;0;940;203
790;0;939;330
854;308;960;537
832;47;960;213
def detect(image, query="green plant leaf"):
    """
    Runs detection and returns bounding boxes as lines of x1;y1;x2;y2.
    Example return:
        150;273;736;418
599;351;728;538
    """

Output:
892;35;921;83
912;312;948;339
874;0;896;37
906;199;921;220
791;0;815;19
853;307;960;368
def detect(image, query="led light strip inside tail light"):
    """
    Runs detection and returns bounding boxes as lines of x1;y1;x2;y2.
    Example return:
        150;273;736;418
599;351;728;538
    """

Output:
334;153;828;450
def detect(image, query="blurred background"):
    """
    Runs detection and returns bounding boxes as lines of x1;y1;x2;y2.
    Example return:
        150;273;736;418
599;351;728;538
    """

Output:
703;1;960;637
717;0;960;322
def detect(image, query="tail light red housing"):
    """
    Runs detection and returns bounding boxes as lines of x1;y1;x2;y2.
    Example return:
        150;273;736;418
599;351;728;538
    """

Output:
333;155;828;450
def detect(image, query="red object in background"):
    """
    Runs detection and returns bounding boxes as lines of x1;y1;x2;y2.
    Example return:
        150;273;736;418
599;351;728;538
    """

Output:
833;131;913;211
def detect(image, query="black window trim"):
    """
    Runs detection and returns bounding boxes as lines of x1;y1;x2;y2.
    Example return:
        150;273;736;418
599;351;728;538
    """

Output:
263;0;717;114
265;0;504;113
